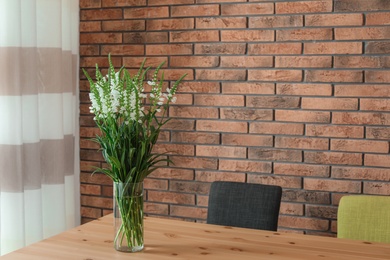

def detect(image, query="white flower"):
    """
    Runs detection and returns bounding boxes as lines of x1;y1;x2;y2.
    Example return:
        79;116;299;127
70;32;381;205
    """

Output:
171;97;177;103
150;93;155;98
147;81;156;86
156;108;161;113
157;102;163;105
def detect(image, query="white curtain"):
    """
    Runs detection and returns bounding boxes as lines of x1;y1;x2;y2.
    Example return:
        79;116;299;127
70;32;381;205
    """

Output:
0;0;80;256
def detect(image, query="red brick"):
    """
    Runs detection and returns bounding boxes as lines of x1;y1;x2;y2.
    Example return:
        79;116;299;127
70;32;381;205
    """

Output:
198;0;244;2
123;32;168;43
221;56;273;68
195;43;246;54
282;190;330;204
196;195;208;207
170;156;217;169
80;57;121;68
332;167;390;181
80;9;122;20
102;45;145;56
250;15;303;28
144;202;169;215
365;41;390;54
222;133;272;147
162;119;195;131
146;44;193;55
219;159;272;173
80;0;101;8
197;69;246;81
304;179;361;193
304;42;362;54
153;69;194;81
247;96;300;108
366;71;390;83
304;151;362;166
171;4;219;17
80;184;101;195
334;0;390;12
250;122;304;135
222;3;273;15
280;202;304;216
248;148;302;162
81;207;102;219
364;182;390;195
221;30;274;42
147;18;194;30
336;56;390;68
170;106;218;119
170;181;211;195
361;99;390;111
306;124;364;138
80;33;122;44
248;174;302;189
123;57;167;68
148;168;194;180
276;83;332;96
335;85;390;97
153;143;194;156
277;28;332;41
80;139;99;150
275;136;329;150
279;216;329;231
306;205;337;219
194;94;244;106
171;56;219;68
102;0;146;7
80;21;101;32
81;172;111;185
276;1;332;14
335;27;390;40
306;70;363;83
177;82;220;93
248;70;302;82
80;161;101;172
365;154;390;168
171;132;220;144
170;205;207;219
332;139;388;153
144;179;168;190
148;0;194;5
197;120;247;133
220;108;273;120
102;20;144;31
249;43;302;55
223;83;274;94
196;17;246;29
305;14;363;26
367;127;390;140
170;93;193;104
80;149;104;161
332;112;390;125
79;45;100;56
195;171;246;182
276;56;331;68
196;145;246;158
274;163;330;177
81;195;113;209
148;191;195;205
123;7;168;19
276;110;330;123
170;30;219;43
302;97;358;110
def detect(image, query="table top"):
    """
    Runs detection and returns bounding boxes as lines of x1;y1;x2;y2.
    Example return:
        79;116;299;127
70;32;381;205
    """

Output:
2;214;390;260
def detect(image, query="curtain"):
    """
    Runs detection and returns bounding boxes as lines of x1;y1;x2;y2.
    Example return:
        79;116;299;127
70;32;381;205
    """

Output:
0;0;79;256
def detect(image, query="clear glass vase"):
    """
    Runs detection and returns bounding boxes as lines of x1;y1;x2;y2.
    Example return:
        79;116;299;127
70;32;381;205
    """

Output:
113;182;144;252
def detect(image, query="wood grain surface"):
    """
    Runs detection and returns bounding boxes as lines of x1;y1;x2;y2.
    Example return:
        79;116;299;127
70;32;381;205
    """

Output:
2;214;390;259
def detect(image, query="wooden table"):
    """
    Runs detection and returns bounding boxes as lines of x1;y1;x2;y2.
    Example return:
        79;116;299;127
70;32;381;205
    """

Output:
2;214;390;259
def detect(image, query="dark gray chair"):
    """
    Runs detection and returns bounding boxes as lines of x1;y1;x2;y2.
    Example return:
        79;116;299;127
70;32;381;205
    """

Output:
207;181;282;231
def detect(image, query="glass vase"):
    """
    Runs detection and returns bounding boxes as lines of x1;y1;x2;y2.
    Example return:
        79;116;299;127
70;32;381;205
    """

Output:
113;182;144;252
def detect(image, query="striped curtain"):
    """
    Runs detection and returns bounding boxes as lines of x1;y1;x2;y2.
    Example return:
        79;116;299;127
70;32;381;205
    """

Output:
0;0;79;256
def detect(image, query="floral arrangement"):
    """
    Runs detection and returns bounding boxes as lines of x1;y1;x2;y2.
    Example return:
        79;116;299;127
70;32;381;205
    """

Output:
83;56;186;252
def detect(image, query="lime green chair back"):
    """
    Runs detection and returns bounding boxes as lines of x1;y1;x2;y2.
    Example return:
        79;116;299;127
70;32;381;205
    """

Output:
337;195;390;243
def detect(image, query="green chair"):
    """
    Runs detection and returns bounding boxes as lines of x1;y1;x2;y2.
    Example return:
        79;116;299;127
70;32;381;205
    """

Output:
337;195;390;243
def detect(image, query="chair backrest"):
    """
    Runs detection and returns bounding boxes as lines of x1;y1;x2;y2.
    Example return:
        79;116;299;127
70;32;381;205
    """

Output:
207;181;282;231
337;195;390;243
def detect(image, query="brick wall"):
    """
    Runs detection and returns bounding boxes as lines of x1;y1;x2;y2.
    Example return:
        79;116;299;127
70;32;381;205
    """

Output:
79;0;390;236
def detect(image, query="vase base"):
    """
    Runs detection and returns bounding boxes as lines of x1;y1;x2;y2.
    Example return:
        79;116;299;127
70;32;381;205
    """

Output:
115;245;144;253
